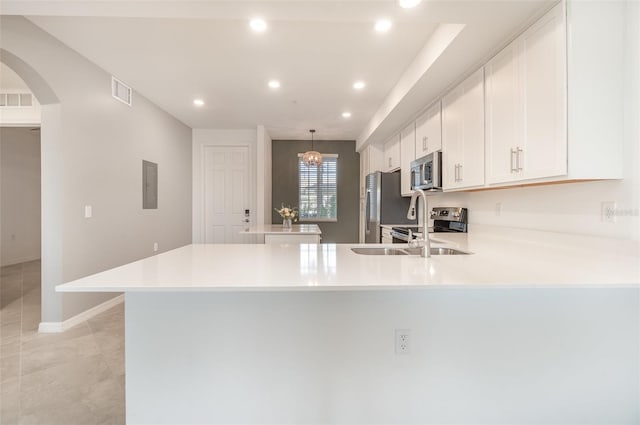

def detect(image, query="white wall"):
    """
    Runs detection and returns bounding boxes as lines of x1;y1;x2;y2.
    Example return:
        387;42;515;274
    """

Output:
1;16;193;322
256;125;272;228
192;129;257;243
429;0;639;241
126;289;639;424
0;127;41;266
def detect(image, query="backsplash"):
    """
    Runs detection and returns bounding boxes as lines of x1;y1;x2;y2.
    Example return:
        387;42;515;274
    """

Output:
430;178;639;240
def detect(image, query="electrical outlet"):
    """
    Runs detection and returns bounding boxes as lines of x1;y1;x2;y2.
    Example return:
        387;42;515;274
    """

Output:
495;202;502;216
153;242;159;252
601;202;617;223
395;329;411;355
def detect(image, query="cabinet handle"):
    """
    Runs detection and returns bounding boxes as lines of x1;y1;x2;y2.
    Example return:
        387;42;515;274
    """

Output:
388;157;392;168
510;148;517;173
423;136;427;151
458;164;463;182
453;164;457;182
517;148;523;171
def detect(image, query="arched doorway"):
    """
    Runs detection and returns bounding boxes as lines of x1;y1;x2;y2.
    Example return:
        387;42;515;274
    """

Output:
1;48;64;327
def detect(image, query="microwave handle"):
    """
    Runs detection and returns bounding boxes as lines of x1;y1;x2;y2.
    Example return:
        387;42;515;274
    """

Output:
431;154;441;187
422;163;429;185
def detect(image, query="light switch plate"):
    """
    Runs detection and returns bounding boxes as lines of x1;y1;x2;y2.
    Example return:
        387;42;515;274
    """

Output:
84;205;92;218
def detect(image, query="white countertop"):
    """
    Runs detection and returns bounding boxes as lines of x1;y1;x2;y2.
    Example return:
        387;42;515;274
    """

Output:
57;225;639;292
241;224;322;235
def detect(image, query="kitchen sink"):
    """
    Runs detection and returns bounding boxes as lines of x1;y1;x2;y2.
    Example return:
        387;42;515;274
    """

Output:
350;247;409;256
429;247;471;255
351;247;472;256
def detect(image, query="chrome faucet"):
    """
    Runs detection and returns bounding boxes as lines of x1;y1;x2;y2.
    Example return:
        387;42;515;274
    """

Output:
407;189;431;258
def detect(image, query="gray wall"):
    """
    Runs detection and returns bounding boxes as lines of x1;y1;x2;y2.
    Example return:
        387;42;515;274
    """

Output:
272;140;359;243
1;16;192;322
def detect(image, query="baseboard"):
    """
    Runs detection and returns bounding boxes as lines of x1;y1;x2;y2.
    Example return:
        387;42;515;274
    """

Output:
38;294;124;333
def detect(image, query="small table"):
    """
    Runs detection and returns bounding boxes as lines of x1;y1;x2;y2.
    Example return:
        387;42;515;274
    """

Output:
241;224;322;244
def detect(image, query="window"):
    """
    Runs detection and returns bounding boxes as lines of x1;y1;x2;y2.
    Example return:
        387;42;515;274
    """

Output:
298;154;338;221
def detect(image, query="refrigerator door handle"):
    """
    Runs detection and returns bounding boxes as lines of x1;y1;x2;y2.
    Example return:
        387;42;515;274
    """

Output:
365;189;371;234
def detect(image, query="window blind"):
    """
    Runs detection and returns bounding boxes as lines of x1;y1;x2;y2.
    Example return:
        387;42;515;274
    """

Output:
298;154;338;221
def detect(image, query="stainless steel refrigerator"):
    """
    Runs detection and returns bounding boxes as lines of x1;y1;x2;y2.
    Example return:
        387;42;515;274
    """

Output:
365;171;416;243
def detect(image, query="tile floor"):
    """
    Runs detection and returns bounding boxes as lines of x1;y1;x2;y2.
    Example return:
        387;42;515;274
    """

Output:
0;261;125;425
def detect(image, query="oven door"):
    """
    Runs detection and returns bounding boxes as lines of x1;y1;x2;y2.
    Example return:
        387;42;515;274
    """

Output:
391;229;415;243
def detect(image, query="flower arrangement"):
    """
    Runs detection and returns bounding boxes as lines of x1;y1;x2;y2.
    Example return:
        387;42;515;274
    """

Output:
275;204;298;222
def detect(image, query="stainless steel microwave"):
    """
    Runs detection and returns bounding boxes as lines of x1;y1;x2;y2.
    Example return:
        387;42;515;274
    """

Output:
410;151;442;191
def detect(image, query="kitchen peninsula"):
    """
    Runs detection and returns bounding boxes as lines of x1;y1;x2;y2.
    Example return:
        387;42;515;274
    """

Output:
57;226;639;425
241;223;321;244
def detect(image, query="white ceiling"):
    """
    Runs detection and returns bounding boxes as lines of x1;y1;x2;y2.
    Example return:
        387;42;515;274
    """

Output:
2;0;556;142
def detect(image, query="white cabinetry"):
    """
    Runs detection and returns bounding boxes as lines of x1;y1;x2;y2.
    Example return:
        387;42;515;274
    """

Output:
359;145;383;197
415;101;442;158
400;123;416;196
442;68;485;190
485;3;566;185
383;135;401;172
381;227;393;244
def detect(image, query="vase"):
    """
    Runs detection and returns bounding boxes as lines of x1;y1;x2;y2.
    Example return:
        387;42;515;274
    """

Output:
282;218;292;229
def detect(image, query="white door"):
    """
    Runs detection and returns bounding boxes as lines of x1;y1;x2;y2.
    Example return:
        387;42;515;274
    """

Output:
415;101;442;158
442;85;463;190
203;146;251;243
520;2;566;180
459;68;485;189
485;42;521;185
400;123;415;196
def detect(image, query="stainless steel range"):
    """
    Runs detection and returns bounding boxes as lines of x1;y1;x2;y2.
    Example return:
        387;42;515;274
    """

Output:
390;207;468;243
430;207;468;233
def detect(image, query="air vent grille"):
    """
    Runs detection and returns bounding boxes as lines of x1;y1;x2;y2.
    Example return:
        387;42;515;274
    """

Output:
0;92;33;108
111;76;132;106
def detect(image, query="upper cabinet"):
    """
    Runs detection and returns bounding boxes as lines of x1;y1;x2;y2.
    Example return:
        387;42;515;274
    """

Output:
486;3;566;185
415;101;442;158
383;134;401;172
442;68;485;190
359;1;624;194
359;145;382;197
400;123;416;196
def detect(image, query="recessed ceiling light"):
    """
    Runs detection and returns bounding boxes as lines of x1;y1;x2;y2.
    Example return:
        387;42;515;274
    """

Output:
342;112;352;118
353;81;366;90
193;99;205;106
268;80;281;89
375;20;392;33
398;0;422;8
249;18;267;32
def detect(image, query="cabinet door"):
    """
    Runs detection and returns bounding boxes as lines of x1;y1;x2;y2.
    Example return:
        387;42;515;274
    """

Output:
442;69;485;190
485;43;521;184
400;123;416;196
383;135;400;172
442;86;464;190
368;144;383;174
415;101;442;158
520;2;566;180
359;148;368;198
459;68;485;188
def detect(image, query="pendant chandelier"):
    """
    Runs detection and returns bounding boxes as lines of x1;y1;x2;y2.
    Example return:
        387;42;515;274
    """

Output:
302;129;323;166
